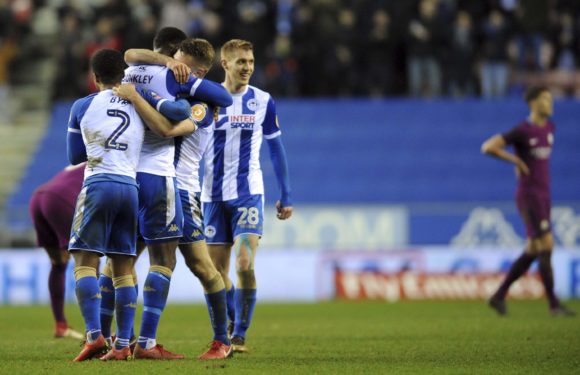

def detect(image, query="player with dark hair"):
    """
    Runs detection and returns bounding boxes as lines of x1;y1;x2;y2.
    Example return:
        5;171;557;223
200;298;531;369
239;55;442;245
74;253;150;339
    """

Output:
97;30;232;360
117;37;233;360
153;27;187;57
481;87;575;317
29;163;85;340
66;48;145;361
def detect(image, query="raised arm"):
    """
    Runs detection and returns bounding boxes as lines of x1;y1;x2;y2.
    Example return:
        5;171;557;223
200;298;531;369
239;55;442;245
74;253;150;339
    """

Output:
481;134;529;175
183;78;233;108
124;48;190;83
113;84;195;138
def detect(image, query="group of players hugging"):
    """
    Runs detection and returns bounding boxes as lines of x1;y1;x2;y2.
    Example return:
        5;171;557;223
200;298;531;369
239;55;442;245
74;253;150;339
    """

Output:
29;27;293;361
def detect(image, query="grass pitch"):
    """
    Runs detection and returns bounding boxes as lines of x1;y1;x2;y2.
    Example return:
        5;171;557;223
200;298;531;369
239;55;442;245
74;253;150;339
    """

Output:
0;300;579;374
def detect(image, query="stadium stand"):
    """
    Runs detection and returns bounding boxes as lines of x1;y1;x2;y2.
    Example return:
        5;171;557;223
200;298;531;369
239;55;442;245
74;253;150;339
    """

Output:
5;98;579;246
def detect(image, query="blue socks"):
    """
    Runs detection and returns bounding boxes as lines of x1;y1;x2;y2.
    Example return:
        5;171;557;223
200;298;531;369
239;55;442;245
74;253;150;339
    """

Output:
113;275;137;349
226;285;236;323
233;289;257;339
74;266;101;341
138;266;172;348
205;289;230;344
98;274;115;339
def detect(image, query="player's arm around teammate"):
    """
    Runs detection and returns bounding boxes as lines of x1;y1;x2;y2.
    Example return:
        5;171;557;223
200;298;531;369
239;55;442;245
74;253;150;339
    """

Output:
114;83;196;138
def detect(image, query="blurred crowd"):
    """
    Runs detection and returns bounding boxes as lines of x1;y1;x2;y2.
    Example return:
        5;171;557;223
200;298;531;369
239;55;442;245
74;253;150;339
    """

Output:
1;0;580;101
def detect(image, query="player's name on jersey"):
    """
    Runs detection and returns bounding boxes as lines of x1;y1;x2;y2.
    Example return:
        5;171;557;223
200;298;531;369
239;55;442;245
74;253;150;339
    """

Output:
123;74;154;85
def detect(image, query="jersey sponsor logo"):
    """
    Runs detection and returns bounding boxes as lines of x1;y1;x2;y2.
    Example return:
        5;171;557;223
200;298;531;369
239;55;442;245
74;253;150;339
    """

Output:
230;114;255;129
192;229;202;238
191;103;208;122
205;225;216;238
247;98;258;111
123;74;154;85
530;147;552;159
169;224;179;232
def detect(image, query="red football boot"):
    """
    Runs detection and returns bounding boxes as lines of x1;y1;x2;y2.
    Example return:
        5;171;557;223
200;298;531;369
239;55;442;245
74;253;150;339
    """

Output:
198;340;233;360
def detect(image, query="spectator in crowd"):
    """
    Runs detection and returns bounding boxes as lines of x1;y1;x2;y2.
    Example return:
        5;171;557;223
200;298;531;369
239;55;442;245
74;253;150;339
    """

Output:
52;12;85;100
406;0;446;97
0;0;18;124
515;0;550;70
447;11;476;97
9;0;580;100
480;9;512;98
85;16;122;93
363;8;395;97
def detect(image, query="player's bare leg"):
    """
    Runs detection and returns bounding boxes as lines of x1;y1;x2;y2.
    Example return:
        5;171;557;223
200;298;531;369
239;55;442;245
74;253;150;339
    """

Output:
228;234;259;353
180;242;232;359
134;240;184;359
45;246;83;339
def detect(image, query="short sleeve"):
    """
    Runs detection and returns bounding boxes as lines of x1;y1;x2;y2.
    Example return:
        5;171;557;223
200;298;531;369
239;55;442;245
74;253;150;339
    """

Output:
502;125;525;146
262;96;281;139
67;95;95;133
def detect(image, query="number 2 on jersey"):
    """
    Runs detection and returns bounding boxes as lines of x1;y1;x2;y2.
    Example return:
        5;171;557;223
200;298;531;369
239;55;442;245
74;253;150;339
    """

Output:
238;207;260;225
105;109;130;150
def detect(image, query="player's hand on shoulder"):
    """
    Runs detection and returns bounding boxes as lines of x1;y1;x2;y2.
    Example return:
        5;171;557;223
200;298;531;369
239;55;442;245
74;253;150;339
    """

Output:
113;84;138;101
167;59;191;84
276;200;293;220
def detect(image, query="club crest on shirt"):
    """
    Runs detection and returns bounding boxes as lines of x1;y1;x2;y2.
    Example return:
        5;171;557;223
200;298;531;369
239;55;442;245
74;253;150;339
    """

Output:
247;98;258;112
191;103;208;122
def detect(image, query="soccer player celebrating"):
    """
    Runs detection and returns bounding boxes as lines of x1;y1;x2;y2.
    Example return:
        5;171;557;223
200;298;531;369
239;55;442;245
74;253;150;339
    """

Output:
481;87;575;317
29;163;85;339
118;38;233;360
66;48;146;361
203;39;293;352
118;30;232;360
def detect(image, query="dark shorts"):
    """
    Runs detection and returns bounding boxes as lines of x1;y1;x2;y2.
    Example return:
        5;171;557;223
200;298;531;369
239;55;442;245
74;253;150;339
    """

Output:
29;191;75;249
516;190;551;239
